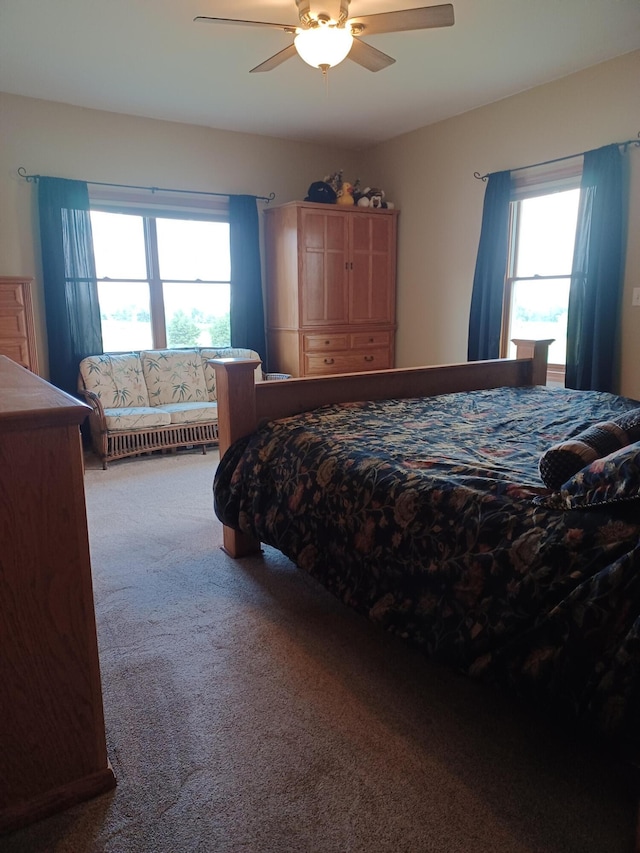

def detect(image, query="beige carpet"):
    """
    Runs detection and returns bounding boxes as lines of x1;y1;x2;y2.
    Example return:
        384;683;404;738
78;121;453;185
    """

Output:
3;449;639;853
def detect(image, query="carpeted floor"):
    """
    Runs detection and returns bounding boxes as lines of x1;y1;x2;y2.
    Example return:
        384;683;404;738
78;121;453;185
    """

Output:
3;449;638;852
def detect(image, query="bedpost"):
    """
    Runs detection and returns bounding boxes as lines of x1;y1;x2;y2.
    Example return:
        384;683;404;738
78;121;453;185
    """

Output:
512;339;553;386
211;357;262;558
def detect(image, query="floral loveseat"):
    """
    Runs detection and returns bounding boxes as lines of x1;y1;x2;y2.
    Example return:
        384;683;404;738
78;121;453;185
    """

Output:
78;347;286;468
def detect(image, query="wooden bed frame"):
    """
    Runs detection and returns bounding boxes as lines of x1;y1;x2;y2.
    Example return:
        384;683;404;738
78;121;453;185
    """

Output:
211;339;552;558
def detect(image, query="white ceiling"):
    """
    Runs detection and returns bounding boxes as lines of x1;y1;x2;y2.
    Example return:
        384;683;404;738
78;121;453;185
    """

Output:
1;0;639;150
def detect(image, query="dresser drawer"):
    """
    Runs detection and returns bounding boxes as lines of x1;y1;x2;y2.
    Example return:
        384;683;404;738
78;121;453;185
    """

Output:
0;279;38;374
303;333;349;352
0;284;25;309
0;340;30;368
305;349;391;375
0;311;27;338
350;331;391;349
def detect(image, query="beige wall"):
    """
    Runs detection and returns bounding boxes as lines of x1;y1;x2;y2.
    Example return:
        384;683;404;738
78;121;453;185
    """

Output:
363;50;640;399
2;51;639;395
0;92;359;376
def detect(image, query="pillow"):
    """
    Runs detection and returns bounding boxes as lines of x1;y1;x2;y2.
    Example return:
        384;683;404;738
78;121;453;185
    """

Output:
535;441;640;510
538;407;640;489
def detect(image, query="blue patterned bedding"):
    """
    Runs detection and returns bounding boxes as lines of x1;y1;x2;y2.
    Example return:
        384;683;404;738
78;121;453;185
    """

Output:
214;385;640;745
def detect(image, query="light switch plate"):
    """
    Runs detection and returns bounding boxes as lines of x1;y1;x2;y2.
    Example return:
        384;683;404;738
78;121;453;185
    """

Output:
633;287;640;307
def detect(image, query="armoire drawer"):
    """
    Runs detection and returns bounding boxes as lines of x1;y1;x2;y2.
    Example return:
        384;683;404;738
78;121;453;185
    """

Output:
350;331;391;349
303;333;349;352
304;349;391;375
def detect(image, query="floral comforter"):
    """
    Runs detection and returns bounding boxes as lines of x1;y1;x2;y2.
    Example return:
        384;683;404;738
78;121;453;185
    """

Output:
214;385;640;745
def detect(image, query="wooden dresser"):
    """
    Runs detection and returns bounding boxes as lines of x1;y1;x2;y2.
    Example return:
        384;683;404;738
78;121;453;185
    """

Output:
0;356;115;833
0;276;38;373
264;201;398;377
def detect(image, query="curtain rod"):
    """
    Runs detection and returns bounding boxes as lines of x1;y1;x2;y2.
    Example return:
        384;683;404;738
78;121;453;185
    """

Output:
16;167;275;203
473;133;640;182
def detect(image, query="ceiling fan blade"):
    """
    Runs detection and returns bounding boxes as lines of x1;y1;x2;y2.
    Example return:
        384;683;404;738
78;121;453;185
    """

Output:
250;43;298;73
194;16;296;34
348;4;454;36
348;38;395;72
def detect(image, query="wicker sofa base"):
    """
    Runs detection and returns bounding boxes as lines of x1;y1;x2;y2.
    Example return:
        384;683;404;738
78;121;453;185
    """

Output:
97;421;219;469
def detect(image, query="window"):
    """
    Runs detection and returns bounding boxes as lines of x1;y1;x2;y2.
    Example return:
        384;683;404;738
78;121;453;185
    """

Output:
501;181;581;384
90;209;231;352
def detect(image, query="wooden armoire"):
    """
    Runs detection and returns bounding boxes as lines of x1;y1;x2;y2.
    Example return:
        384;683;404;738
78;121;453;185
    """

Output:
264;201;398;377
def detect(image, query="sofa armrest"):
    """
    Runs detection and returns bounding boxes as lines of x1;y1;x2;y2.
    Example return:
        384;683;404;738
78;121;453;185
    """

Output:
79;389;110;468
81;388;106;420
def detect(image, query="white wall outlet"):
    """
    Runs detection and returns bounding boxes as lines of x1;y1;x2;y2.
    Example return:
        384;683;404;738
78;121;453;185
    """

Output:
633;287;640;307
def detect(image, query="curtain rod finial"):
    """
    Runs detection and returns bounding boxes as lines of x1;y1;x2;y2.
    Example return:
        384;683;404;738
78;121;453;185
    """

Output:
473;171;488;182
17;167;39;183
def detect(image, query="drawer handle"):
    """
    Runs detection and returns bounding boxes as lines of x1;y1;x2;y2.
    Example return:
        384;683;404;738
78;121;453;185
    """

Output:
368;337;374;343
364;355;374;362
324;340;330;345
324;357;335;365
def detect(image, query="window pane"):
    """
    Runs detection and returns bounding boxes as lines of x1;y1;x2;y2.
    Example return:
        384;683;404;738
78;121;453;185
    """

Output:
98;282;152;351
514;189;580;277
91;211;147;279
156;219;230;281
507;278;569;365
163;282;230;348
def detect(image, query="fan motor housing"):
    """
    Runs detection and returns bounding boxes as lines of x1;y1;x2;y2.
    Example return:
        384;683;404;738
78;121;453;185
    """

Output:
296;0;350;26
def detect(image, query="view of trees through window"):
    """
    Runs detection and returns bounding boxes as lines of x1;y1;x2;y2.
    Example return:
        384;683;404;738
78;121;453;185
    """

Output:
90;210;231;352
504;188;580;369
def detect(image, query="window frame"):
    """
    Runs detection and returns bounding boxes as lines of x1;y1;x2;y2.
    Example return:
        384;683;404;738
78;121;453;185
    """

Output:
90;198;231;352
499;160;583;385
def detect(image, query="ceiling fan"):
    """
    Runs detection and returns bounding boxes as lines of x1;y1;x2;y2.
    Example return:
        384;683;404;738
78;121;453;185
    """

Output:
194;1;454;74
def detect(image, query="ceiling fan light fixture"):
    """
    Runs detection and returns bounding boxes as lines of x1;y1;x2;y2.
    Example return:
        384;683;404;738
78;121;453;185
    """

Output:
294;25;353;70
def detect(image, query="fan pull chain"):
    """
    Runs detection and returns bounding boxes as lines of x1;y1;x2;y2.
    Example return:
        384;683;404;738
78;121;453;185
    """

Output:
319;64;331;98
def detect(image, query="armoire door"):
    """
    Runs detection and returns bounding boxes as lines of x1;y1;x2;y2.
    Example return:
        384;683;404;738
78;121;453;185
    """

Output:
349;213;396;325
300;208;350;327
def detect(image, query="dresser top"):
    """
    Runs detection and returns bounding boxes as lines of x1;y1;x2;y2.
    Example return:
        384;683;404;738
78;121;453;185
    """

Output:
0;356;89;429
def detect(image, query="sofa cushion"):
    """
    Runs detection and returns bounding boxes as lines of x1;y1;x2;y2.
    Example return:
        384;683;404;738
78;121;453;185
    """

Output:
160;402;219;425
80;353;150;407
200;348;262;401
103;407;172;431
141;349;208;406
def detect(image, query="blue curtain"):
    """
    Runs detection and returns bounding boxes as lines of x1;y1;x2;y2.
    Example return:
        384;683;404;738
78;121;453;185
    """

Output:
38;177;102;395
229;195;266;362
467;170;512;361
565;144;625;392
